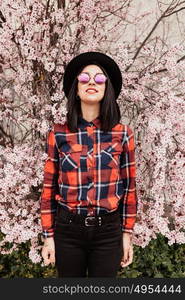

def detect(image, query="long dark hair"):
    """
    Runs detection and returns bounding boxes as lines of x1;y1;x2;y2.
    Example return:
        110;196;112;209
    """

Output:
66;62;121;132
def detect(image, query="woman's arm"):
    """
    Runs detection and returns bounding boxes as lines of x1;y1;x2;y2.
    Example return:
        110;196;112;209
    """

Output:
40;127;59;239
119;125;137;267
119;125;137;234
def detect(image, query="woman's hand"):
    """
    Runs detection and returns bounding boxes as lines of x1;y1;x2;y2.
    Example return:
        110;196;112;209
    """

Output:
120;232;133;268
41;237;55;266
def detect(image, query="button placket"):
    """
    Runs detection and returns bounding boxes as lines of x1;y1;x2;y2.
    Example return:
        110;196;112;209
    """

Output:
86;126;95;204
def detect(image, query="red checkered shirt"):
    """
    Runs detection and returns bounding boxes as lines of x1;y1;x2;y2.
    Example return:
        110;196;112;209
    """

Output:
40;116;137;238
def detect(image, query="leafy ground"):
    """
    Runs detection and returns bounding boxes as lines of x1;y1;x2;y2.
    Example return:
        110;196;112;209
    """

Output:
0;234;184;278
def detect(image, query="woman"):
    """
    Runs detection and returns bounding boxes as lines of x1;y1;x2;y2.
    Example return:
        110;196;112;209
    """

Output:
40;51;137;277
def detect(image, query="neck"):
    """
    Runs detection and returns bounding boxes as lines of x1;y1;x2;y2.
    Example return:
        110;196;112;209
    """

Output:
80;101;100;122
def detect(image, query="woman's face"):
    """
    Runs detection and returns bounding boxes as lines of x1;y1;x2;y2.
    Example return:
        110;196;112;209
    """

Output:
77;64;106;104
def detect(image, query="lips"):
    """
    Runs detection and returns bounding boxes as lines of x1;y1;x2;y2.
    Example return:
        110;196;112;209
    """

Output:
86;88;98;93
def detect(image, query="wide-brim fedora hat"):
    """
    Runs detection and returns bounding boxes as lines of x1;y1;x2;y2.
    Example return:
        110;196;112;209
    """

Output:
63;51;122;99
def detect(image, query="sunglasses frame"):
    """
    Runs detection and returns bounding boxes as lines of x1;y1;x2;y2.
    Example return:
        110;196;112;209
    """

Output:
77;72;107;84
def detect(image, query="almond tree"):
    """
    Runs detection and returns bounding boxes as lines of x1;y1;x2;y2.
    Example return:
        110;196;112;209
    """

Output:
0;0;185;263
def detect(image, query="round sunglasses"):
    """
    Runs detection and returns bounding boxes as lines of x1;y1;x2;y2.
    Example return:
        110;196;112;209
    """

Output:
77;72;107;84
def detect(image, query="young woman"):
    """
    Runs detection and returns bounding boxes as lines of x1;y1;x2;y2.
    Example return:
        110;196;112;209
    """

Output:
40;52;137;277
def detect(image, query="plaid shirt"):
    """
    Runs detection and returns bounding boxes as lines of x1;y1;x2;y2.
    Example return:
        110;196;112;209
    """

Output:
40;116;137;238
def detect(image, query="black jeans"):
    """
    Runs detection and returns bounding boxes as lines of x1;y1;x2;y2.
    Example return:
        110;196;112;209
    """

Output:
54;205;123;277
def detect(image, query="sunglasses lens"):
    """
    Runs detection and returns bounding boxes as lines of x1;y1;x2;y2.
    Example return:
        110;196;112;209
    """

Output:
78;73;89;83
95;74;107;84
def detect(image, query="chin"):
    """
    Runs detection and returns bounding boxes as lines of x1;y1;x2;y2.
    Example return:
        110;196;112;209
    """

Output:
84;98;102;102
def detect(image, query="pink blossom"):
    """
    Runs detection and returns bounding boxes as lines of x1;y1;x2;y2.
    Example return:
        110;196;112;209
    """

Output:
0;0;185;263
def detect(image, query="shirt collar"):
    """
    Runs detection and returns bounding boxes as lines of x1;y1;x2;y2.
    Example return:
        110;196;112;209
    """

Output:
77;115;101;129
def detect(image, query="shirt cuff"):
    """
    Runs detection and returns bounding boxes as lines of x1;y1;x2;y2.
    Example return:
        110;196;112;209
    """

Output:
121;226;133;234
42;230;55;239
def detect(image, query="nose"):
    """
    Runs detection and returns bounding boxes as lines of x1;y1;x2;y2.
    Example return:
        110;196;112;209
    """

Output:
88;75;95;84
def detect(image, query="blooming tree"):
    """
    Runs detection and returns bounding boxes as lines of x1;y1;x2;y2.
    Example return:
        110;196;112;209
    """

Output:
0;0;185;263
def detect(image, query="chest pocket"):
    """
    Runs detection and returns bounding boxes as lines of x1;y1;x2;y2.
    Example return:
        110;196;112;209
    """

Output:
100;142;122;168
59;143;82;172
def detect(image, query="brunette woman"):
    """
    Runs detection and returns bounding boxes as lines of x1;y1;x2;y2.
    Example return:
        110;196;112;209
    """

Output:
40;52;137;277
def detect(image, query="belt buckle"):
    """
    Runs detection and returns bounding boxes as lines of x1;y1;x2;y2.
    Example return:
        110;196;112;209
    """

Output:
85;216;95;226
85;216;102;226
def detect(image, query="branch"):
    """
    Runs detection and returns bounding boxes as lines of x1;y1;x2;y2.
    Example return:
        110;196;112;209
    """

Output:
125;16;166;71
58;0;65;9
150;54;185;75
163;6;185;17
0;125;14;147
125;1;183;71
100;0;131;18
45;0;50;18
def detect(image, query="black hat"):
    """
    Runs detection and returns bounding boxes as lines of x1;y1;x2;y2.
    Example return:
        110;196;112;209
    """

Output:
63;51;122;99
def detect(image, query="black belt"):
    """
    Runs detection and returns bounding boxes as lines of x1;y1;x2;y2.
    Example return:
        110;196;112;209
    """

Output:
57;204;120;227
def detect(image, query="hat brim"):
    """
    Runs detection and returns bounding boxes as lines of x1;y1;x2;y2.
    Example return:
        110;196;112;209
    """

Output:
63;51;122;99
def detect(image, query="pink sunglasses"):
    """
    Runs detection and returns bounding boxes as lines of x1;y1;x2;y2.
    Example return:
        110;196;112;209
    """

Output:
77;72;107;84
